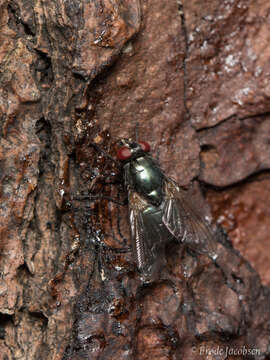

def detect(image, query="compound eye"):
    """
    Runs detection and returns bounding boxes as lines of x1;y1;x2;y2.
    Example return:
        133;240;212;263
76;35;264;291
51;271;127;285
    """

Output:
116;146;132;161
138;141;150;152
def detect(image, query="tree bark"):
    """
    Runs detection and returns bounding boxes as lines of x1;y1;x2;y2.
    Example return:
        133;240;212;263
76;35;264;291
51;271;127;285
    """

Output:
0;0;270;359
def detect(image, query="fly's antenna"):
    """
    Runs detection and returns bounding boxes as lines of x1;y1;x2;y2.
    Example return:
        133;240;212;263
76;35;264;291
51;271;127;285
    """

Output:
135;121;139;142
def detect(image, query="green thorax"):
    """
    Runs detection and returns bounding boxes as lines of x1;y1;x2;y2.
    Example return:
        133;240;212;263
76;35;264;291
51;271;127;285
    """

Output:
125;156;164;206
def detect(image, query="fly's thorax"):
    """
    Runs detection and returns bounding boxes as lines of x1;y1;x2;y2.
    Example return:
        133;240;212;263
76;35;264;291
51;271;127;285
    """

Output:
124;155;164;206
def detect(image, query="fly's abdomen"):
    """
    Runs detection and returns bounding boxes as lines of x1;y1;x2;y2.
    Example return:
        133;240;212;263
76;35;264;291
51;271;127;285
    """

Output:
143;204;174;242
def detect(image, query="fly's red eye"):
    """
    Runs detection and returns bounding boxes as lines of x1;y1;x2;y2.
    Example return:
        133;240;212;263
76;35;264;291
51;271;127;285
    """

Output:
116;146;132;161
138;141;150;152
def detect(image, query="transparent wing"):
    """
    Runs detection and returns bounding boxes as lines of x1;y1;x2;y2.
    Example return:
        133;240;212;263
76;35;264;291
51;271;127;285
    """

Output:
162;180;218;260
130;208;155;272
129;191;173;276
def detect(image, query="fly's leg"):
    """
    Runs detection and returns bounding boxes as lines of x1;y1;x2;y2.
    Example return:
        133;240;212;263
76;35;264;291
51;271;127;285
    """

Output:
71;187;129;251
116;189;129;246
71;202;131;254
90;230;131;254
72;193;128;206
89;142;121;168
102;184;129;248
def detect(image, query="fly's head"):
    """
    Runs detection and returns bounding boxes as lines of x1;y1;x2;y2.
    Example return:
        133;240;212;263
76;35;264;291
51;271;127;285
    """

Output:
116;139;150;163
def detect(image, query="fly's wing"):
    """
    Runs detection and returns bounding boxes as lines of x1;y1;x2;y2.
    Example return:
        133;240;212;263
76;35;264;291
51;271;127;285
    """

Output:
162;180;218;260
129;191;171;276
129;208;153;272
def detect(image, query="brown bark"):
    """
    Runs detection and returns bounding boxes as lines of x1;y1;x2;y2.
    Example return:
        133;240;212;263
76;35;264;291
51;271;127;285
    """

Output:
0;0;269;359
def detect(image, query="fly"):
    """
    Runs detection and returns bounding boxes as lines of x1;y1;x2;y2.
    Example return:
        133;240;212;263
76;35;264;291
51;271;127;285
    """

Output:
116;139;218;281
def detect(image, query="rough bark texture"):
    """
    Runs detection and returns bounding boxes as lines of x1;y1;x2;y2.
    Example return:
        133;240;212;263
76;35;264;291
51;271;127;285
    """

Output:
0;0;270;359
